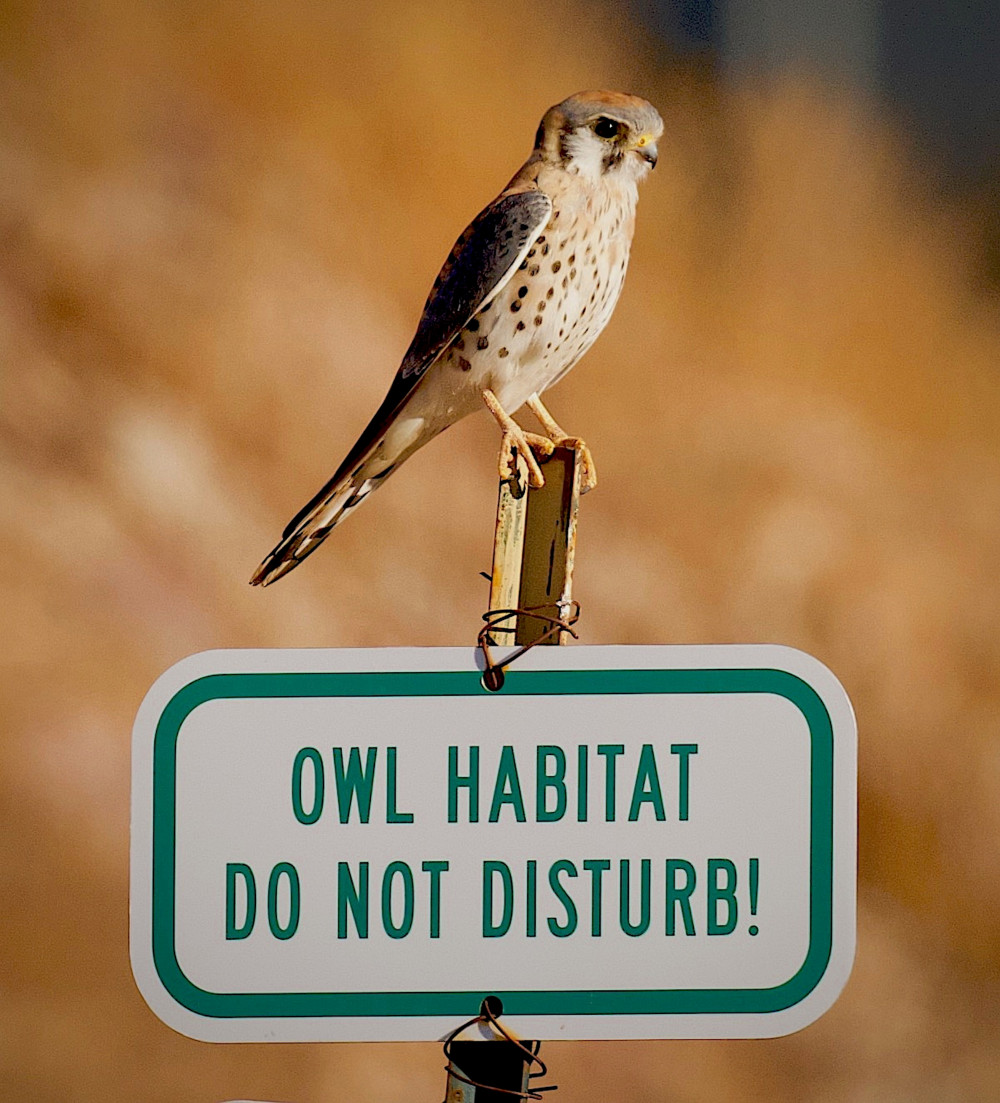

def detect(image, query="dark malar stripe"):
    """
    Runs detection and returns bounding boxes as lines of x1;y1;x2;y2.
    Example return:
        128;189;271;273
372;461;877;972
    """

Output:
558;130;573;166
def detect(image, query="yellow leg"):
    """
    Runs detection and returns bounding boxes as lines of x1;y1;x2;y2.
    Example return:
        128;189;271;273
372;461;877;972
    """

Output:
482;389;553;489
527;393;597;493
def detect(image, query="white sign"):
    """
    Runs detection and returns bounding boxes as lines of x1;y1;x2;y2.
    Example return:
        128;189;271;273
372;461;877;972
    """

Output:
130;645;856;1042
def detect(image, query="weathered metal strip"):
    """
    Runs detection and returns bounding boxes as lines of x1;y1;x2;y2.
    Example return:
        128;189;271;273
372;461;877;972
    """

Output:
488;453;529;638
515;444;581;647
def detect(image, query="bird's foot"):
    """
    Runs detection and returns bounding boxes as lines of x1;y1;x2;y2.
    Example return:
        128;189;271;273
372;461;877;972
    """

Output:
499;426;552;490
484;388;554;490
553;436;597;493
525;394;597;492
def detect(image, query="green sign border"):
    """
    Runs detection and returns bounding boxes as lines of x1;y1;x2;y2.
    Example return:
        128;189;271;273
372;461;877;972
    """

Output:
151;667;834;1019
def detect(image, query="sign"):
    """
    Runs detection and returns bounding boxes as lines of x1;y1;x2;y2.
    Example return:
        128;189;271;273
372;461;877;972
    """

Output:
130;645;856;1042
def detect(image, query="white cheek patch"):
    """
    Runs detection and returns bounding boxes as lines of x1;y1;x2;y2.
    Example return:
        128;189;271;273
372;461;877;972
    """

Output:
561;129;607;182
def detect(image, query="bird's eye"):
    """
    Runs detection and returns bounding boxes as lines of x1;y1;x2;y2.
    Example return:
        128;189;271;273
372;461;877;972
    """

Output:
593;117;621;140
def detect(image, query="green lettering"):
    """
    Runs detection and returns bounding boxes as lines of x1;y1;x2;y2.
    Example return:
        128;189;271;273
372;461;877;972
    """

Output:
448;746;479;822
267;862;300;940
386;747;414;823
666;859;696;935
536;745;567;822
670;744;698;821
225;862;256;940
583;858;610;936
381;861;414;939
628;744;666;822
597;744;625;821
422;861;449;939
489;746;526;822
526;859;537;937
333;747;377;823
707;858;738;935
291;747;324;824
620;859;651;936
547;860;578;937
577;745;589;821
483;861;513;937
337;861;369;938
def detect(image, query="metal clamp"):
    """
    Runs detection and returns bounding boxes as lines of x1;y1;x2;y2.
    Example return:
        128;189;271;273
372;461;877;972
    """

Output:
442;997;557;1101
478;602;581;691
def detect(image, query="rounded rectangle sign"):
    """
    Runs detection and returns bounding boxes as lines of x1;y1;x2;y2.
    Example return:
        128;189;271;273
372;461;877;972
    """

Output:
130;645;856;1041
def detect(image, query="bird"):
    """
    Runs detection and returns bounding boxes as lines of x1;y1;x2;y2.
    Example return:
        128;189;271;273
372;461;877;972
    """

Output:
251;90;663;587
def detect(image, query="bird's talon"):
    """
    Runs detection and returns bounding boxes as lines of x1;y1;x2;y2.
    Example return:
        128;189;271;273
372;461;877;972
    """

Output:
499;430;546;490
558;437;598;493
523;432;555;463
523;448;546;488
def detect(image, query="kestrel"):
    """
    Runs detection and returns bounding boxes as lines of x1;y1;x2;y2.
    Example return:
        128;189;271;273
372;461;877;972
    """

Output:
251;90;662;586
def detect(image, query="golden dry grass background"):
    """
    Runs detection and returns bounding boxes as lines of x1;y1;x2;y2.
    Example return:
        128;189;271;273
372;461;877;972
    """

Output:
2;1;1000;1099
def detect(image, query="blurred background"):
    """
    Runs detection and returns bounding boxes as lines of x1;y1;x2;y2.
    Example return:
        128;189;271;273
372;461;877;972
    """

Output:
2;0;999;1099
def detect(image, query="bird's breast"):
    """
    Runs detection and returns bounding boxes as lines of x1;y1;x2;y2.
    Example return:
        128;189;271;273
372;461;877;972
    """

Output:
432;189;635;413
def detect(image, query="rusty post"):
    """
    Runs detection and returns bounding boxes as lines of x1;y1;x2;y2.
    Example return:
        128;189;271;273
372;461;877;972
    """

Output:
487;453;530;637
487;444;582;648
458;445;584;1099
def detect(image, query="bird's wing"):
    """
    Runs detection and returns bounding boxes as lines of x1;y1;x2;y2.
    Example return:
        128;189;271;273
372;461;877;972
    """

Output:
251;187;552;584
397;187;553;382
276;188;552;541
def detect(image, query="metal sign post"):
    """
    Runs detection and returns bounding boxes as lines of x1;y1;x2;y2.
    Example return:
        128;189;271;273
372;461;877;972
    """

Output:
480;447;583;692
447;448;585;1100
486;445;581;649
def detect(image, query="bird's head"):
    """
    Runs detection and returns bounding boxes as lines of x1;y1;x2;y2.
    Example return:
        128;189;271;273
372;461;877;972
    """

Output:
533;91;663;183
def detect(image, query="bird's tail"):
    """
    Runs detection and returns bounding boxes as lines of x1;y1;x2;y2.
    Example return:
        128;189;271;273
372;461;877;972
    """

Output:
250;451;400;587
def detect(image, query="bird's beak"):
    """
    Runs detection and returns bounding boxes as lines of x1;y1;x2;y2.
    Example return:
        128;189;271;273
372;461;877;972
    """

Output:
639;135;661;167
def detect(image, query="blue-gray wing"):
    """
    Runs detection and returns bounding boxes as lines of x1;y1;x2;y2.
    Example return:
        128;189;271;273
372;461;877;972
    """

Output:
272;189;551;544
313;189;551;483
396;188;553;384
